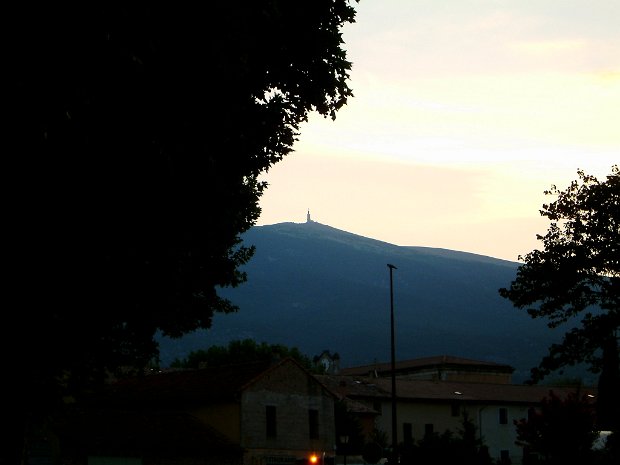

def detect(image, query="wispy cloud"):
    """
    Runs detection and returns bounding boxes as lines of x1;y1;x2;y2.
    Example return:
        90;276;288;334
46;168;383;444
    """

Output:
511;39;588;55
259;0;620;261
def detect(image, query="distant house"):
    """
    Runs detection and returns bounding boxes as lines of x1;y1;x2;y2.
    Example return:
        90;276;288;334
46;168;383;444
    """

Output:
313;350;341;374
340;355;515;384
58;358;337;465
316;373;597;465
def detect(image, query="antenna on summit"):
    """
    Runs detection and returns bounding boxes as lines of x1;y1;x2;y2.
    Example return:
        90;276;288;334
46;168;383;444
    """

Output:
306;209;311;223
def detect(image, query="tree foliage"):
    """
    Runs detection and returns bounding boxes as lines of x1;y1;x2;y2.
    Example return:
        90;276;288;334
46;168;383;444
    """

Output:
399;411;492;465
499;166;620;383
7;2;357;462
514;390;598;465
169;339;320;372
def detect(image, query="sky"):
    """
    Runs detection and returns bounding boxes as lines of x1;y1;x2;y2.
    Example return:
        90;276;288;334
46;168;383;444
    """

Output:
256;0;619;262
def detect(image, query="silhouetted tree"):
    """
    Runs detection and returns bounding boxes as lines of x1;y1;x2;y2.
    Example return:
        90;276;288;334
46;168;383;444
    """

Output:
596;336;620;431
362;441;385;465
400;412;491;465
514;390;598;465
414;430;457;465
499;166;619;425
453;411;491;465
362;428;389;464
170;338;318;372
7;2;358;463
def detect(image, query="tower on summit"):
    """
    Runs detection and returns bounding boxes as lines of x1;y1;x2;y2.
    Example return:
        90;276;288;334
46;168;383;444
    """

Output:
307;209;311;223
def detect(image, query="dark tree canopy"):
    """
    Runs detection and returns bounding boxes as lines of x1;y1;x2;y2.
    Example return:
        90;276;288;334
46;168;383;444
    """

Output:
514;390;598;465
8;0;358;434
169;339;320;372
499;166;619;386
399;412;492;465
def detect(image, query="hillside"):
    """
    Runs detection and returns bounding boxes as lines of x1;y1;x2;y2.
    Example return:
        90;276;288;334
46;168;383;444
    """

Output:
157;220;576;383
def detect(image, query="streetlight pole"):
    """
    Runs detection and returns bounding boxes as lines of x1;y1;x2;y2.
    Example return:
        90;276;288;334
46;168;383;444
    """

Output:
387;263;397;465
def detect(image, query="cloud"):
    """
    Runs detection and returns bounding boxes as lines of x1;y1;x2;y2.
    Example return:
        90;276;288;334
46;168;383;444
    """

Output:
258;0;620;261
511;39;588;55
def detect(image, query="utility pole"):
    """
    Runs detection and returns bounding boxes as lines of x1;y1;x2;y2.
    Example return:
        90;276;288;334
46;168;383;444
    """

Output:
387;263;398;464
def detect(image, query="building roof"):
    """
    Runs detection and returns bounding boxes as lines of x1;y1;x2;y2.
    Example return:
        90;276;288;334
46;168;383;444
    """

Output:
340;355;514;377
58;357;328;459
317;374;597;406
381;378;596;405
108;357;310;406
315;374;384;415
315;374;387;399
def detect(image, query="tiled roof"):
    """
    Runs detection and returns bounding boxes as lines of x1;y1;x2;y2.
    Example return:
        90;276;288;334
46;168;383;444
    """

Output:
317;374;597;406
340;355;514;376
315;374;388;399
314;375;381;414
107;357;328;406
380;378;596;404
108;359;278;405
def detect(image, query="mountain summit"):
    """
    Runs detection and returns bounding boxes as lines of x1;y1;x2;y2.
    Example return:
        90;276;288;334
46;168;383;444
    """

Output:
159;221;562;383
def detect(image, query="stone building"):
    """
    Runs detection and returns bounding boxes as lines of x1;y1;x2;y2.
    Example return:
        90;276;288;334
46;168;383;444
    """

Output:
58;358;336;465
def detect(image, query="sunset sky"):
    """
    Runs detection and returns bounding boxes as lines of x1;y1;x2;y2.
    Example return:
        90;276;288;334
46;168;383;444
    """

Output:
257;0;619;262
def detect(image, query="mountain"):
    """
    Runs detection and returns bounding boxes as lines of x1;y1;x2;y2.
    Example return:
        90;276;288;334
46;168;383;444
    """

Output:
157;220;579;384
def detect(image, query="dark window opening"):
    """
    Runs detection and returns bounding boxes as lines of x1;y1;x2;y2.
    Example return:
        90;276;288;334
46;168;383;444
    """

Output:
309;409;319;439
266;405;277;438
373;401;382;414
451;402;461;417
499;408;508;425
403;423;413;444
500;450;510;464
424;423;434;437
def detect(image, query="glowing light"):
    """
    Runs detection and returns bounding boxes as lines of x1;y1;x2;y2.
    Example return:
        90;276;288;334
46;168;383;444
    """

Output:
309;454;319;464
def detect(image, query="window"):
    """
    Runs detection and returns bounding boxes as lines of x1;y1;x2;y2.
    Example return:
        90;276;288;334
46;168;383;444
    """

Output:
424;423;434;437
308;409;319;439
266;406;277;438
451;402;461;417
403;423;413;444
499;408;508;425
500;450;510;464
373;401;382;414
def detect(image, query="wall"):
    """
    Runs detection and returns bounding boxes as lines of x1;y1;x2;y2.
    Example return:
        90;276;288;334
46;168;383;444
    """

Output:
193;402;241;442
479;404;529;465
240;360;336;464
372;399;529;465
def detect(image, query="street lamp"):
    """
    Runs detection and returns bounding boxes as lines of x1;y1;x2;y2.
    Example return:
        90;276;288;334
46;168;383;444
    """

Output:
340;434;349;465
387;263;397;465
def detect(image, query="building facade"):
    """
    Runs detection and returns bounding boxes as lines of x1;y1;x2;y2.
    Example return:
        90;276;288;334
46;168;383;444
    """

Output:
318;373;596;465
58;358;336;465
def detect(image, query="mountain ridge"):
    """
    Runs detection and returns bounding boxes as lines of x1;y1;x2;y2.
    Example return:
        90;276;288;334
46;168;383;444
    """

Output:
265;220;518;264
158;221;583;384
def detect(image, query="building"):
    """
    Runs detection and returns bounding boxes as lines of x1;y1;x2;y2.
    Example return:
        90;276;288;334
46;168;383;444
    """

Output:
54;354;598;465
58;358;337;465
316;372;597;465
313;350;341;374
340;355;515;384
